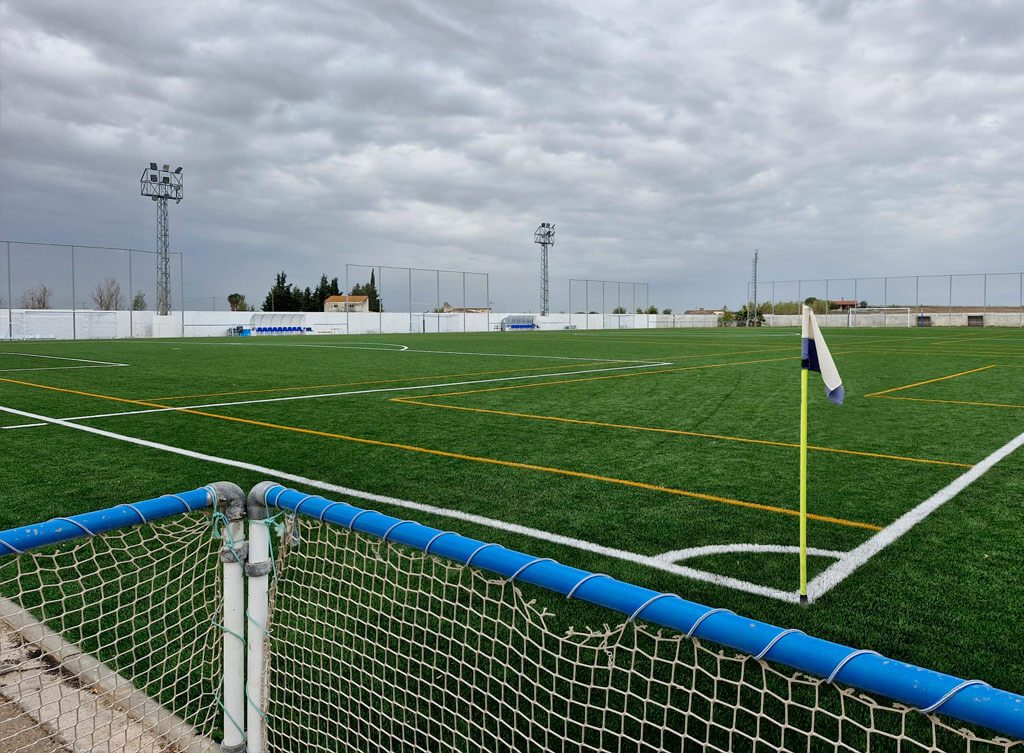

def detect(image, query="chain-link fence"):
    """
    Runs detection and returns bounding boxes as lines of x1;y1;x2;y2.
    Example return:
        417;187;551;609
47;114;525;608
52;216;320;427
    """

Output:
1;241;185;339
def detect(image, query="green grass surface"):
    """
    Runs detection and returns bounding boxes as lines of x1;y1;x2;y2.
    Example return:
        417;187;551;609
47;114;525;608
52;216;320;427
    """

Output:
1;327;1023;697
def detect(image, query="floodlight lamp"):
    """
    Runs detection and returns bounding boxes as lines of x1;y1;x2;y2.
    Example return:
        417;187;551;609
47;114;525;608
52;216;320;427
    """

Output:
163;176;170;183
174;166;182;174
150;175;158;181
150;162;158;170
163;164;170;171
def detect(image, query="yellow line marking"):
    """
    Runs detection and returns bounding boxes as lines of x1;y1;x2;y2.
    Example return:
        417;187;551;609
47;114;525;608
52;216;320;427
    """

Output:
930;336;1017;345
411;355;801;400
0;375;881;531
864;365;996;397
391;398;973;468
872;395;1024;410
645;346;798;359
144;360;625;401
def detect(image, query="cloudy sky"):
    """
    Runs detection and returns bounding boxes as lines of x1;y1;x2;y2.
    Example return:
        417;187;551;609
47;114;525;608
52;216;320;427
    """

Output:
3;0;1024;313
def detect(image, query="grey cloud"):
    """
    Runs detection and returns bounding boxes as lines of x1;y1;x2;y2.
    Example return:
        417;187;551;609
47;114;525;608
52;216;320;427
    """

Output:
3;0;1024;312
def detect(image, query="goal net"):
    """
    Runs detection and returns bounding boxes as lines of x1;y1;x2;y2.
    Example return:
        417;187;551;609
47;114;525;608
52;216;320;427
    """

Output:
0;499;221;752
260;488;1021;753
0;483;1020;753
847;307;913;328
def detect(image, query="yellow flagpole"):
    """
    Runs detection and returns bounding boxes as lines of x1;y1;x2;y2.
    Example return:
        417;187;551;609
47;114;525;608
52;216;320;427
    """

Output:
799;365;809;604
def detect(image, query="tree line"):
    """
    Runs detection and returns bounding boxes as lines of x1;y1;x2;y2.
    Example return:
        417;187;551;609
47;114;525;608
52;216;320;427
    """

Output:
259;271;380;312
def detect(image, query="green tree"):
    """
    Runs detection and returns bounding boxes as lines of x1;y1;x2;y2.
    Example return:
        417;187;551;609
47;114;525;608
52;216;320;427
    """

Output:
612;306;627;314
227;293;251;311
350;269;381;312
313;274;340;311
645;305;659;314
662;308;672;314
262;271;300;311
132;291;147;311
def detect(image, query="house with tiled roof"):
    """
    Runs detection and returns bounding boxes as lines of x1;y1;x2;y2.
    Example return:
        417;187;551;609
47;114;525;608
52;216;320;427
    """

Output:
324;295;369;312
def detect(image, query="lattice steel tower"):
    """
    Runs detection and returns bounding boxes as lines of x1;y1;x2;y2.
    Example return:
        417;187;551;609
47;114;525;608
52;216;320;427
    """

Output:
534;222;555;315
140;163;183;315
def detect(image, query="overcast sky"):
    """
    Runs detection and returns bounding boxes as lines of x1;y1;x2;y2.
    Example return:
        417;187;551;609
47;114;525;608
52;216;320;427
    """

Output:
3;0;1024;313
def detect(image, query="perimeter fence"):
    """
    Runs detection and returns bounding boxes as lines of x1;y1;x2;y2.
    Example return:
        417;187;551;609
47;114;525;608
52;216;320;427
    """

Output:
0;481;1019;752
754;272;1024;327
0;241;186;340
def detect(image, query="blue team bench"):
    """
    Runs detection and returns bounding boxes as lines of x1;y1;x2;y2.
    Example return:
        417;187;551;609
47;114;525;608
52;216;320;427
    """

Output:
243;326;313;335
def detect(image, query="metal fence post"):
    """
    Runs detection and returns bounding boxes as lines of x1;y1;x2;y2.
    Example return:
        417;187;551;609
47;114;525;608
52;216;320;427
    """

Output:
6;241;11;341
179;253;185;337
128;250;134;339
71;246;77;340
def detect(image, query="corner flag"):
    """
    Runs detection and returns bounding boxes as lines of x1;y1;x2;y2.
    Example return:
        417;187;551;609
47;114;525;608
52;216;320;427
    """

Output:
799;305;843;603
802;306;844;404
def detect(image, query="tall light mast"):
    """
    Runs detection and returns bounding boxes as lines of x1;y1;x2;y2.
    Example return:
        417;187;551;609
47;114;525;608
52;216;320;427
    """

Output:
140;163;183;315
534;222;555;315
749;248;759;327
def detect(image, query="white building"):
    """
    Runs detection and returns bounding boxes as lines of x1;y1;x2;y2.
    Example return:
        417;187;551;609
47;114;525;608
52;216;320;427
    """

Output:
324;295;369;313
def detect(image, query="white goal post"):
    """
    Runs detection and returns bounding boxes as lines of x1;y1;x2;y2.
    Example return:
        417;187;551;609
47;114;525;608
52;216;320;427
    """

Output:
847;306;913;328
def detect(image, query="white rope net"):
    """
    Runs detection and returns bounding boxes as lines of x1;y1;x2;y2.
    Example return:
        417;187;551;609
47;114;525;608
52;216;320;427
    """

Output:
267;518;1020;753
0;513;221;753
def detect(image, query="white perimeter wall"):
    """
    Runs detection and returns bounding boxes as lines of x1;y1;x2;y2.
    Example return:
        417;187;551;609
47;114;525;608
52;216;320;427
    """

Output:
1;308;1021;340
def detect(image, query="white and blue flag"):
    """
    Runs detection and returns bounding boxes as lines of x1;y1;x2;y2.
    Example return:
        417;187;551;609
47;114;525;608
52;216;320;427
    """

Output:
801;306;844;405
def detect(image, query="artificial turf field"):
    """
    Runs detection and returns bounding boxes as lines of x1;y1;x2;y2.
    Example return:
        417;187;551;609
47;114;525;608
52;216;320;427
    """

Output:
1;327;1022;698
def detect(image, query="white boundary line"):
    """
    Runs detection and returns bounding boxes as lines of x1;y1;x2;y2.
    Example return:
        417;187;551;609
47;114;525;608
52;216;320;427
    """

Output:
0;352;128;366
162;340;660;363
0;365;129;373
0;352;129;372
0;403;797;603
807;428;1024;602
0;361;671;430
656;544;844;563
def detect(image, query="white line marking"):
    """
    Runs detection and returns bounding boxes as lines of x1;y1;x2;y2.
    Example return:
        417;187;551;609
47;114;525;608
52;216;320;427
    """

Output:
0;361;672;428
807;428;1024;602
256;342;410;352
0;352;129;371
0;352;128;366
0;365;131;373
158;340;657;363
0;403;799;602
656;544;844;563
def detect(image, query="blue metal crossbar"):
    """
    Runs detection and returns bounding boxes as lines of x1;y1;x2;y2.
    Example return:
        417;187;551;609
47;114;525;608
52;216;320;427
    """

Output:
257;483;1024;741
0;487;214;555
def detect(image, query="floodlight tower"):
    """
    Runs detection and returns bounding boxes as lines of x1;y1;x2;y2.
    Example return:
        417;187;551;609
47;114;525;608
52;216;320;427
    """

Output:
749;248;758;327
534;222;555;315
140;163;183;315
